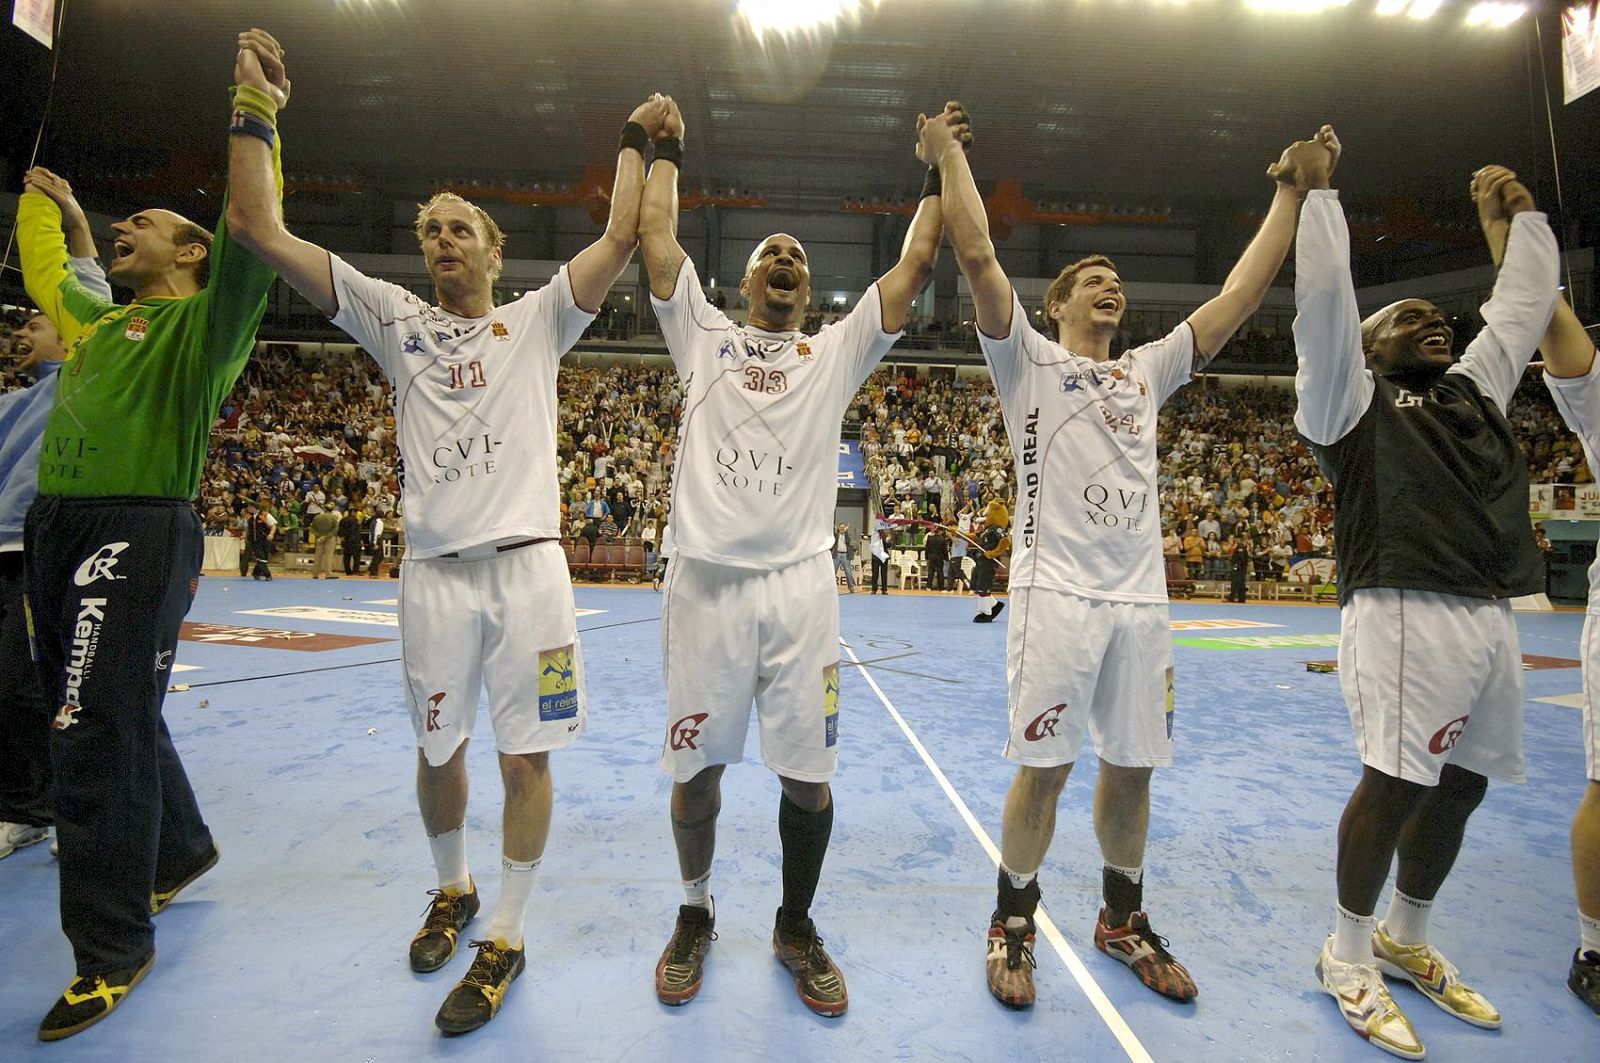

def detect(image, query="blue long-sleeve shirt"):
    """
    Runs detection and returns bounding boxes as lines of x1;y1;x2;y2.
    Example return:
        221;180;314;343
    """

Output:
0;255;113;549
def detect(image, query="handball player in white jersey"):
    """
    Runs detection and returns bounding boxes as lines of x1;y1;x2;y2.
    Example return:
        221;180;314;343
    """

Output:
227;34;666;1033
637;98;962;1016
1530;299;1600;1015
924;106;1336;1008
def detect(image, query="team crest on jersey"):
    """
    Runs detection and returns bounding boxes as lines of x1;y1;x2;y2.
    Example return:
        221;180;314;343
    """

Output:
716;338;738;360
1060;368;1103;393
401;332;426;354
491;320;510;340
538;645;580;722
796;341;814;362
124;317;149;342
822;663;840;748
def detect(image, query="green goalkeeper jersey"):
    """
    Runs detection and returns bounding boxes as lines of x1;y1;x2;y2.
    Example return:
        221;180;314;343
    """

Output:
19;134;281;499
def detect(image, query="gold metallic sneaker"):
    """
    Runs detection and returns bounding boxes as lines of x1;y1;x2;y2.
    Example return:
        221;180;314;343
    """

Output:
1373;923;1501;1029
1316;937;1425;1060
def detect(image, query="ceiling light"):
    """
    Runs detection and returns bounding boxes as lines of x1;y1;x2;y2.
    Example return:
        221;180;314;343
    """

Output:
736;0;874;38
1244;0;1351;12
1405;0;1444;18
1464;1;1529;27
1375;0;1409;13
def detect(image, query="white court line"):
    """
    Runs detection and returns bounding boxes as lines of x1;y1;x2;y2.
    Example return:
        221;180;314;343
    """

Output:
840;640;1153;1063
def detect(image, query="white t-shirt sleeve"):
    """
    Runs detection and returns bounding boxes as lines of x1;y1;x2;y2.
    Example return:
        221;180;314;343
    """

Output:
525;263;598;357
1449;211;1560;412
976;290;1031;397
826;283;904;396
1292;190;1374;446
651;257;729;374
1544;353;1600;471
328;254;410;382
1127;321;1197;406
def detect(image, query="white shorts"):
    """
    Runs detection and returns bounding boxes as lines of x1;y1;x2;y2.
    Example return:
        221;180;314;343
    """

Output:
1339;588;1524;786
399;540;586;766
660;552;840;783
1581;611;1600;782
1002;587;1174;769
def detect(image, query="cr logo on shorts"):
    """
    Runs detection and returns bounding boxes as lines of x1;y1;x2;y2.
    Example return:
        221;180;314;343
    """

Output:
1428;714;1469;755
73;542;130;586
670;713;709;751
1024;704;1067;742
426;692;446;732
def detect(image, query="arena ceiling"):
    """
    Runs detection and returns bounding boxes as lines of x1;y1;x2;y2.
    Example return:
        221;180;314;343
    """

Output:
3;1;1598;244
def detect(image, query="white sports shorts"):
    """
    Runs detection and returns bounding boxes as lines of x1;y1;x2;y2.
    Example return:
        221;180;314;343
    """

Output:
1581;610;1600;782
1002;587;1175;769
1339;588;1524;786
660;552;840;783
399;540;586;766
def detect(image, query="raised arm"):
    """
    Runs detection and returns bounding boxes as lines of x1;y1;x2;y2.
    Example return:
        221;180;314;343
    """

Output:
875;103;969;333
1539;298;1597;381
567;96;667;313
922;103;1010;339
639;96;688;300
1188;126;1339;365
224;29;335;316
23;168;98;261
1292;183;1372;448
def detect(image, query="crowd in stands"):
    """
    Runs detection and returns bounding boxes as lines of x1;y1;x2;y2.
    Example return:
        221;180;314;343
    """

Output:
0;312;1586;581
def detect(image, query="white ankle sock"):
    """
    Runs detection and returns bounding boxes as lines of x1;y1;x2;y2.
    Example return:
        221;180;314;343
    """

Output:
1580;909;1600;958
683;870;712;911
1332;903;1376;965
1384;890;1432;946
484;857;541;948
427;824;470;892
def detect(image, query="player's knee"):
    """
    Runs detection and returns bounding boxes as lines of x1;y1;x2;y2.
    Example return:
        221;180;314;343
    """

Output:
676;765;725;804
1353;764;1425;815
1433;764;1488;814
499;750;550;789
1098;760;1153;797
1016;762;1071;802
778;776;830;812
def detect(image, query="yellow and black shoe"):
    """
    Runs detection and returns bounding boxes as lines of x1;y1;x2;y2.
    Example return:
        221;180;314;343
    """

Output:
435;938;525;1035
38;953;155;1042
151;842;220;915
410;881;480;973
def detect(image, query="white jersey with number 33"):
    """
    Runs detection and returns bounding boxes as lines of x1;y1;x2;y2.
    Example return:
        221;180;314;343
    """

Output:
328;255;594;559
654;258;901;570
981;290;1195;602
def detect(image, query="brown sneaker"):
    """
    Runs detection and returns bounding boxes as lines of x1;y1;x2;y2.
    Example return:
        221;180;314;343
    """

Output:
1094;906;1197;1002
655;903;716;1005
409;881;479;973
986;912;1037;1008
772;910;848;1017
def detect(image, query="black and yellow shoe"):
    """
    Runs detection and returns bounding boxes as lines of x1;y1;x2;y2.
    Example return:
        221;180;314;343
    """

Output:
38;953;155;1041
410;881;480;973
435;938;525;1035
151;842;220;915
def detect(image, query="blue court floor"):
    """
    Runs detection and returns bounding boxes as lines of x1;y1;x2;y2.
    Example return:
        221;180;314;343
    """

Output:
0;576;1593;1061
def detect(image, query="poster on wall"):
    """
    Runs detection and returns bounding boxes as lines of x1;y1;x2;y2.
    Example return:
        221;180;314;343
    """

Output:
1530;484;1555;521
1566;2;1600;104
1578;483;1600;519
10;0;55;47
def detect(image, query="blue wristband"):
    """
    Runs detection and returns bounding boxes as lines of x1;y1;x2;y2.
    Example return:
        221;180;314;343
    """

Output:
230;110;276;148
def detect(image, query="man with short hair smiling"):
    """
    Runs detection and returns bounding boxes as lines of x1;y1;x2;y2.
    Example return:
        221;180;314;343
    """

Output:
17;58;281;1040
1295;163;1559;1059
925;104;1336;1009
639;96;961;1017
224;27;665;1035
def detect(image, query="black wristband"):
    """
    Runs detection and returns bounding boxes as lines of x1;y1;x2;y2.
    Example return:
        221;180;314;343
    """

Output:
619;121;650;157
920;165;941;200
230;111;277;149
653;136;683;169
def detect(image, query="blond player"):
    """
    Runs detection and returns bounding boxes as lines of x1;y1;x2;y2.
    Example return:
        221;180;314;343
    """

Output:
638;98;961;1016
225;29;665;1034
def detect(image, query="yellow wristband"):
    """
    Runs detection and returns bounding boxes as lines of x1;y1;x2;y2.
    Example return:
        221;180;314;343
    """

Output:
230;83;279;125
